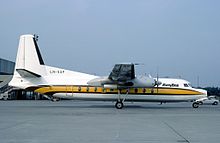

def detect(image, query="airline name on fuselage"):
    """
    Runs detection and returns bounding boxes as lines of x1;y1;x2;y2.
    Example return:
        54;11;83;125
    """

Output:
162;83;179;87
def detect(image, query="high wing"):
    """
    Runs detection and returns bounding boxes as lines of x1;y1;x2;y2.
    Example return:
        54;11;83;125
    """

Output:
108;63;135;82
87;63;155;88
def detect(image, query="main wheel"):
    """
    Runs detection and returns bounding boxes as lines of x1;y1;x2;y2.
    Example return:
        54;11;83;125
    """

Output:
192;102;199;108
115;101;124;109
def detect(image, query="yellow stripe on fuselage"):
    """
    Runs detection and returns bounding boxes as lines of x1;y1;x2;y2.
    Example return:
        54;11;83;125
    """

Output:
34;85;203;95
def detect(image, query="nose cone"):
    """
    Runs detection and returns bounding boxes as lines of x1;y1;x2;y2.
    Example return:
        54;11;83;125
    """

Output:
196;88;207;95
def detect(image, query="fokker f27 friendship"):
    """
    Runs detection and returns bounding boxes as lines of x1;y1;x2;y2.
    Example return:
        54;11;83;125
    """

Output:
9;34;208;109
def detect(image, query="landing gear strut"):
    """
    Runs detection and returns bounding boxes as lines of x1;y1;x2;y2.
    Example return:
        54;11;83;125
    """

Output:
115;89;129;109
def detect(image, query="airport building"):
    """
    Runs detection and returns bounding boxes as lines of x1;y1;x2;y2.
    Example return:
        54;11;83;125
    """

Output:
0;58;44;100
0;58;14;91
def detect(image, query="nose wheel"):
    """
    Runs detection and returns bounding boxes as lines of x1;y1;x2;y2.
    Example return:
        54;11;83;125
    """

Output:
115;101;124;109
192;102;199;108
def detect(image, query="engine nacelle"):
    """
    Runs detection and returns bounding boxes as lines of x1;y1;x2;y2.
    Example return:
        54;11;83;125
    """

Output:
88;76;155;89
87;77;111;86
103;84;118;89
132;77;155;88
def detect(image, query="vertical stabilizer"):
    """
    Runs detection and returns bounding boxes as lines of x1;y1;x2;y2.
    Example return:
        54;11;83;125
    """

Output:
15;34;46;77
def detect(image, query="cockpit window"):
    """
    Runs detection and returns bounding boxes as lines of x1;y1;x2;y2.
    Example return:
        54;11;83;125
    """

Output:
184;83;189;87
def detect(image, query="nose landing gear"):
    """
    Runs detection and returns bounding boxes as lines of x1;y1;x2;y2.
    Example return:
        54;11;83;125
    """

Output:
192;102;199;108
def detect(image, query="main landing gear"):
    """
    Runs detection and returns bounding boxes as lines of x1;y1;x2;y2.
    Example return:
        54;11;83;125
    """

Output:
115;89;129;109
115;101;124;109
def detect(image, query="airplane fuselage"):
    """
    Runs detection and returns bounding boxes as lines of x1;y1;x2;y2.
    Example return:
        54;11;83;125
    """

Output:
12;66;206;103
9;34;207;109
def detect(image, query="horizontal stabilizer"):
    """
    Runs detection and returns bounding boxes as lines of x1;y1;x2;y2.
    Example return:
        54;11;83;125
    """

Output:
16;69;41;78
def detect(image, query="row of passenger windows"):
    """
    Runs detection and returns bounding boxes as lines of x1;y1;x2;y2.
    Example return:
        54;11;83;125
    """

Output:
77;87;155;93
78;87;98;92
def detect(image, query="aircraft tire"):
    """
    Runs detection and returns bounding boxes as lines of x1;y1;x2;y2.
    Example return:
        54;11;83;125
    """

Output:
192;102;199;108
115;101;124;109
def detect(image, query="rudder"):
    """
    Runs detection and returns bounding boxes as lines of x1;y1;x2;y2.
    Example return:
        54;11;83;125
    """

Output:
15;34;46;77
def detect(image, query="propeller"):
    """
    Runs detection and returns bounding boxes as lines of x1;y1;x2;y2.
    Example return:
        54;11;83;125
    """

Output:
156;69;159;94
155;67;161;94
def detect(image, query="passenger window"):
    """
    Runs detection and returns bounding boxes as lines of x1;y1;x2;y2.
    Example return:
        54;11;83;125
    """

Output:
78;87;81;92
135;88;138;93
151;88;154;94
184;84;189;87
94;87;97;92
142;88;146;93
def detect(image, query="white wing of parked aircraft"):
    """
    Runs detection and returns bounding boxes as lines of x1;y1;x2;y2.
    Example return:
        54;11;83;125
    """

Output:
9;34;207;109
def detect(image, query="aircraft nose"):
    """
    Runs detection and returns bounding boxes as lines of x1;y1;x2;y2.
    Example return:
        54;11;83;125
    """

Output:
198;89;208;95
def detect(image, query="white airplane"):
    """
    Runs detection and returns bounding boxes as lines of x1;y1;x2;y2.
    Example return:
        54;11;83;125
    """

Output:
9;34;207;109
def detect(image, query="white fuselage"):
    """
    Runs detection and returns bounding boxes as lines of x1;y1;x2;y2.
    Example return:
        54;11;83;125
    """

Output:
10;65;207;103
9;34;207;105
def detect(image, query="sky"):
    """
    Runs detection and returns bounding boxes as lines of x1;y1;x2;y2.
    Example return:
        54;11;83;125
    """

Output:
0;0;219;87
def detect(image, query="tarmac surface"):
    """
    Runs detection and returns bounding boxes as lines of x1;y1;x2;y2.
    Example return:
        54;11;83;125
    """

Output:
0;100;220;143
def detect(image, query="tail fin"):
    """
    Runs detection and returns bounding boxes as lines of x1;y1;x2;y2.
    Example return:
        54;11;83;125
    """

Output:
15;34;46;77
